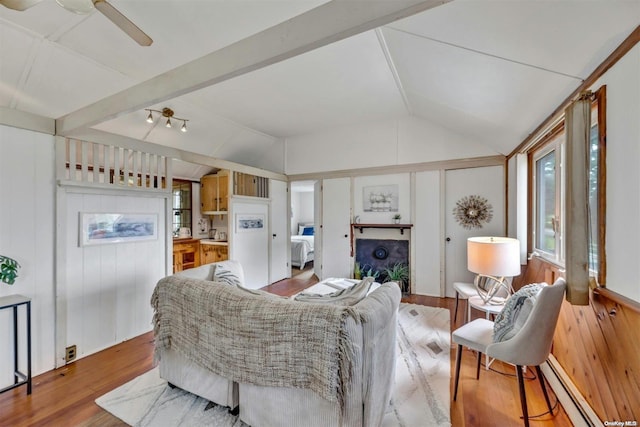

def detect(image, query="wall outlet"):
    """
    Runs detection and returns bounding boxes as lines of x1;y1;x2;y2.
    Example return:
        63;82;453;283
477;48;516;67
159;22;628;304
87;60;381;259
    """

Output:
65;345;77;363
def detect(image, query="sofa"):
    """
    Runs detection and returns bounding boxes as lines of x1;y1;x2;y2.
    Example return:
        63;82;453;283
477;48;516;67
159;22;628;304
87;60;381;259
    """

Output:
151;260;401;427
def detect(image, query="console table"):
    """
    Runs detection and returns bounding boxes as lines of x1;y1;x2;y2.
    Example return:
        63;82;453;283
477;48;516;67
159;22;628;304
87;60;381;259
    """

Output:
0;294;31;395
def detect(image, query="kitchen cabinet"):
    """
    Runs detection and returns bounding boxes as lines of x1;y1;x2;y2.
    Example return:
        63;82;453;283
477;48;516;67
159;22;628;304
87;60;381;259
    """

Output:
200;242;228;264
201;170;229;214
173;238;200;272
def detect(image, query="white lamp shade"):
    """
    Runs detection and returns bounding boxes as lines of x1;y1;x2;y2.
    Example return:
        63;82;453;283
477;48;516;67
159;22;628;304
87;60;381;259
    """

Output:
467;237;521;277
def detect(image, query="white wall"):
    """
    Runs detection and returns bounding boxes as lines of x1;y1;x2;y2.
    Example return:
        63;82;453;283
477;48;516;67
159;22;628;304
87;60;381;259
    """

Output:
291;191;314;235
0;125;56;385
596;43;640;301
285;115;499;175
61;191;167;360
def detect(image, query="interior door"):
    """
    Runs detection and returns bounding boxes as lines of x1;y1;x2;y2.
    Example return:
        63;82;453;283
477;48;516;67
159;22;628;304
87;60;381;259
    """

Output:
444;166;505;297
230;200;269;289
269;179;289;283
320;177;351;279
314;180;323;279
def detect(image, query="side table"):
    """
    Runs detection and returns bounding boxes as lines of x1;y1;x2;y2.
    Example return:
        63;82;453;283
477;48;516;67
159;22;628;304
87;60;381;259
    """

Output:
0;294;32;395
468;295;505;320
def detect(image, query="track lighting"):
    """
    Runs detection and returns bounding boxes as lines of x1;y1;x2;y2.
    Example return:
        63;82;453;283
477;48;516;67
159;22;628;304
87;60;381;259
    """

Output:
144;108;189;133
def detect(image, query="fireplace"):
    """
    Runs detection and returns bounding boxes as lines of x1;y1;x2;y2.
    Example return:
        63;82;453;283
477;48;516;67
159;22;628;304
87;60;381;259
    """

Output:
355;238;409;291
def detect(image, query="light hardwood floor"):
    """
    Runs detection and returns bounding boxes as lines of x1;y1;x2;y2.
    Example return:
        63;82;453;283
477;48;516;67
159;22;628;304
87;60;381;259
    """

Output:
0;275;573;426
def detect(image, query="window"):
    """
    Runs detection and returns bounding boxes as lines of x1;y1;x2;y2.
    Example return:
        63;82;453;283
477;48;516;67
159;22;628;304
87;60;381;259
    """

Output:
532;129;564;264
172;180;192;235
530;87;605;282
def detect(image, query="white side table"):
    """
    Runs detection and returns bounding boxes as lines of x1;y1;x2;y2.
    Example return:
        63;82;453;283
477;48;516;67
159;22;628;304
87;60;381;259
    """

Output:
468;295;505;320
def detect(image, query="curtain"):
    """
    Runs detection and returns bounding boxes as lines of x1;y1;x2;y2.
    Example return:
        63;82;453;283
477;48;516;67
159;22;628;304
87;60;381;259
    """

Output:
564;92;591;305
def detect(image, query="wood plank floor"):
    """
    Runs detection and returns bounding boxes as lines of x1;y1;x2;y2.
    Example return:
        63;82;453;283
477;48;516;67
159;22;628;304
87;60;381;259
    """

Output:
0;274;574;426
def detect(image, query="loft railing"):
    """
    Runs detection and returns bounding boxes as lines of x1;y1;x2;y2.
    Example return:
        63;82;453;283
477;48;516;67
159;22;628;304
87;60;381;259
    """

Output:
58;138;170;191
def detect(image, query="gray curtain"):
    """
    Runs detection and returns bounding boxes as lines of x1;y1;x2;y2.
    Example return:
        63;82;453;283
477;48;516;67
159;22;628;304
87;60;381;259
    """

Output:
564;92;591;305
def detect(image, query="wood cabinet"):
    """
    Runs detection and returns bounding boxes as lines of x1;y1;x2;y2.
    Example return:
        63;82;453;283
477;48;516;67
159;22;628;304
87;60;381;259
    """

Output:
173;238;200;272
200;243;228;264
201;171;229;214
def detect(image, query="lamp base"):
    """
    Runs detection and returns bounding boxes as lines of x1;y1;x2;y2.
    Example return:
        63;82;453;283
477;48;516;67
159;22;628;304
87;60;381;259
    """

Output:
474;275;512;304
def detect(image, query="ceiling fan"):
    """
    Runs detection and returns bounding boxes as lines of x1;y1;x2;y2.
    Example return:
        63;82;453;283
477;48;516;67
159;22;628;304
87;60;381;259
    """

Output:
0;0;153;46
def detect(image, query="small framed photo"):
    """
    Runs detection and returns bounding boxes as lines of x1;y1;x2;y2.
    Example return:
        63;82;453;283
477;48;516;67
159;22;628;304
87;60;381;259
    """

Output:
80;213;158;246
236;214;265;232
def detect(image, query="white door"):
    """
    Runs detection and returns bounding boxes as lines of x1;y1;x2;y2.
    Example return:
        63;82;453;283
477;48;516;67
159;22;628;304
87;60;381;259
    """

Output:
414;170;442;296
314;180;323;279
320;177;351;279
444;166;505;297
230;200;269;289
269;180;289;283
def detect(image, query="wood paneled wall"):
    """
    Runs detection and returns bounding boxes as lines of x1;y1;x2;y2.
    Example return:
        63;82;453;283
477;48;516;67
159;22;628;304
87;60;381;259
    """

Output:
514;257;640;422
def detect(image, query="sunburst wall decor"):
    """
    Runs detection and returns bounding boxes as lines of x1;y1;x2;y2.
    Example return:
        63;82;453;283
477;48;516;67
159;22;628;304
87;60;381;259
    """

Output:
453;195;493;229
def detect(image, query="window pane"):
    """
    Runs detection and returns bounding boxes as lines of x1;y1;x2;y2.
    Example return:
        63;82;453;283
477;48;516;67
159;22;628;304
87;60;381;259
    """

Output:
536;150;556;254
589;124;599;270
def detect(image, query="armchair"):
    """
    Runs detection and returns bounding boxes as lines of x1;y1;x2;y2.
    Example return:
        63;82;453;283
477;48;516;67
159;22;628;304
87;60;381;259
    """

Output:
452;278;567;427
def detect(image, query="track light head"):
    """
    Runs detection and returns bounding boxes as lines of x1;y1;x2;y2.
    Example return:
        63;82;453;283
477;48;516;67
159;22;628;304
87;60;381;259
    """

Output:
165;118;172;128
146;111;154;123
181;121;187;132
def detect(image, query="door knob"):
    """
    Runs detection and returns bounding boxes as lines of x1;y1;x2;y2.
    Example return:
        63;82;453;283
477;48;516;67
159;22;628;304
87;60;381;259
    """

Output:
446;237;451;242
344;234;348;238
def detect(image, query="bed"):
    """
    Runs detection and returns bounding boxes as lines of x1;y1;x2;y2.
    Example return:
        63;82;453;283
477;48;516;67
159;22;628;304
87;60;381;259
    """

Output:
291;224;314;268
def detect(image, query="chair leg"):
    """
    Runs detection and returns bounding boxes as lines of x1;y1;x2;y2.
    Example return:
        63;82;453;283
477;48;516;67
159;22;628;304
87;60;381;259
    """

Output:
476;351;482;379
453;344;462;401
536;365;554;414
516;365;530;427
454;292;459;322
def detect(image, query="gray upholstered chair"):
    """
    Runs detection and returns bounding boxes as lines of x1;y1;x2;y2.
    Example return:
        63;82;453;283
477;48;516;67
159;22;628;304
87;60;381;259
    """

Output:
452;278;567;427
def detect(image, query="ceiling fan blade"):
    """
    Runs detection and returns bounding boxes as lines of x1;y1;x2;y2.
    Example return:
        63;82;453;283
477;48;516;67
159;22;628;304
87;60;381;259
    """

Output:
94;0;152;46
0;0;43;11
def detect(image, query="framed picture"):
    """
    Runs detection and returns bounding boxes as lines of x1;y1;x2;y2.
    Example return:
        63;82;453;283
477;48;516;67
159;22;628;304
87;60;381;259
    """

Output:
236;214;265;232
80;213;158;246
363;184;399;212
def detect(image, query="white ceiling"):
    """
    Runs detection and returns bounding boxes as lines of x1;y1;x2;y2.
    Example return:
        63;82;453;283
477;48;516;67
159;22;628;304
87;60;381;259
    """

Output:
1;0;639;172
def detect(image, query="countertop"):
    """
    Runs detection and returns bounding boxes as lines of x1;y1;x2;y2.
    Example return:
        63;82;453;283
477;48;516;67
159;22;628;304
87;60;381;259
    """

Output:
172;237;228;245
199;239;228;246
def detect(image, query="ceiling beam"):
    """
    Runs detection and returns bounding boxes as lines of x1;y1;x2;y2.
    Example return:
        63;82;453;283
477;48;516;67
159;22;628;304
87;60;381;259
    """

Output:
0;107;55;134
56;0;450;135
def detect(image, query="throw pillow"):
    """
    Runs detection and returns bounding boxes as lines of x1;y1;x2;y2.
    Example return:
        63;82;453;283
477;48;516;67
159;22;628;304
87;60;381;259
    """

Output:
302;226;314;236
214;264;241;287
493;283;544;343
294;277;375;306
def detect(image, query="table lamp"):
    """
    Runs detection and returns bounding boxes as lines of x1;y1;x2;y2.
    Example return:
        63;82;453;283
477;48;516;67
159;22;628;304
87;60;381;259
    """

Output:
467;236;521;304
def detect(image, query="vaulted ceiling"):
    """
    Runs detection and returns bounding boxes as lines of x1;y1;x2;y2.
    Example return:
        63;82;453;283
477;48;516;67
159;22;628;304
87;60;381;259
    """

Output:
1;0;639;174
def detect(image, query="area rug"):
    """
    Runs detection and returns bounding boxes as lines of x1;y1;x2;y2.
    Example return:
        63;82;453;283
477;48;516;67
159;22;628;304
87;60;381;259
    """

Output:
96;303;450;426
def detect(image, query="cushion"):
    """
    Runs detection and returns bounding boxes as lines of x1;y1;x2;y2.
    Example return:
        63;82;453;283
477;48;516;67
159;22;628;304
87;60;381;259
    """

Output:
493;283;544;342
214;264;242;287
294;277;374;306
302;226;314;236
175;264;216;281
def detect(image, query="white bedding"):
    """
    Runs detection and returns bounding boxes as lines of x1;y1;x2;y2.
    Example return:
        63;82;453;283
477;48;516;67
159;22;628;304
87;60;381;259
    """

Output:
291;235;314;268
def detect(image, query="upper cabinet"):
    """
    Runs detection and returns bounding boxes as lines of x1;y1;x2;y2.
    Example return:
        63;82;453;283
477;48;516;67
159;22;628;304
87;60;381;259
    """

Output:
201;170;229;214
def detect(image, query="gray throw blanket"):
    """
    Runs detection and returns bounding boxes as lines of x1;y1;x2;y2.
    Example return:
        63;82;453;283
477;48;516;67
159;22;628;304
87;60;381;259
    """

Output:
151;276;359;406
